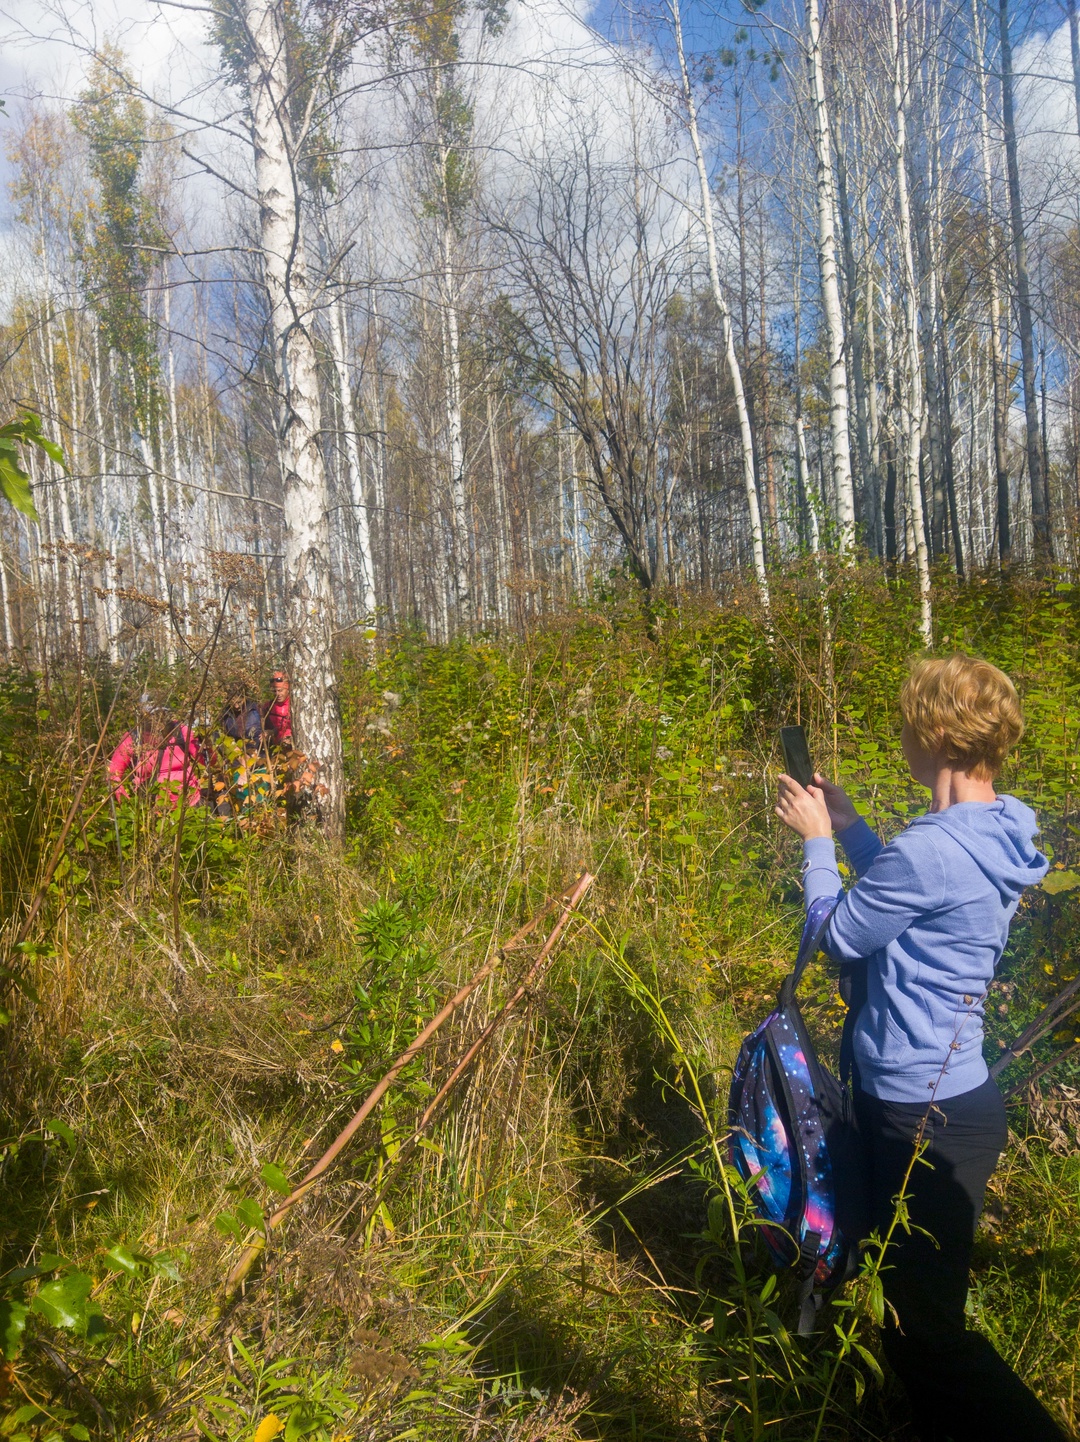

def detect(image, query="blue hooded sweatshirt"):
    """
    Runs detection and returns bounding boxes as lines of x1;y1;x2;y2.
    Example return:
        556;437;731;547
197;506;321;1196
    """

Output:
802;797;1048;1103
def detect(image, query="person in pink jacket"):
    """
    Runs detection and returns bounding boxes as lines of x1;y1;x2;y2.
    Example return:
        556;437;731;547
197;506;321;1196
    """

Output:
108;697;203;807
262;668;292;749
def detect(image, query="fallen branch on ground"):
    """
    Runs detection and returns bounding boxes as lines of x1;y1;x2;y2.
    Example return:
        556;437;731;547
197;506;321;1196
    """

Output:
345;870;596;1244
220;873;594;1305
991;970;1080;1082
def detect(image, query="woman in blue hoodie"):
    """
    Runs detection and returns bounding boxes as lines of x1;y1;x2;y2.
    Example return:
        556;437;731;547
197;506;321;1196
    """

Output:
776;655;1068;1442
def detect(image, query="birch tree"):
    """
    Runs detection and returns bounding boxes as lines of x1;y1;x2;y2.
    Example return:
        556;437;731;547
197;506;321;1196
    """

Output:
668;0;770;620
998;0;1051;559
973;0;1011;567
887;0;932;643
220;0;345;836
804;0;855;553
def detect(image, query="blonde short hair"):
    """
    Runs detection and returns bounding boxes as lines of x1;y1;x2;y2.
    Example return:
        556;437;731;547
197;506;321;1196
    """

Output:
900;654;1023;781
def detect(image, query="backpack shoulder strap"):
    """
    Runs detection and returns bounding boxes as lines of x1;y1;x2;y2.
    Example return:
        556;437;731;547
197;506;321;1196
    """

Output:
838;961;867;1085
778;895;837;1010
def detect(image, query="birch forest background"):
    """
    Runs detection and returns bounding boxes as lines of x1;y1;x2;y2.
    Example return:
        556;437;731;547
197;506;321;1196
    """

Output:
4;1;1080;1440
4;0;1080;666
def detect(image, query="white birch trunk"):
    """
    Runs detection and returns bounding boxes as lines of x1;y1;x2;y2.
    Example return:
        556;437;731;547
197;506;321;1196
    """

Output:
1069;0;1080;144
0;542;12;654
24;515;44;667
37;252;77;561
328;292;375;633
973;0;1012;565
91;329;120;661
246;0;344;836
570;430;585;594
441;220;470;624
669;0;770;621
796;416;820;553
485;389;509;622
162;272;192;633
365;287;389;623
866;266;881;479
29;291;76;634
130;367;177;665
889;0;932;644
804;0;856;554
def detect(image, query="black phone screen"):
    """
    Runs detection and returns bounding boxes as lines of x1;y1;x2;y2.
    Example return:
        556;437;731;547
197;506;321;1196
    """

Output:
780;725;814;789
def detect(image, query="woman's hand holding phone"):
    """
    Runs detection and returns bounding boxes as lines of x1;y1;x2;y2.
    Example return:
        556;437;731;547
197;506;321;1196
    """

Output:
775;774;832;839
812;773;861;834
775;772;861;840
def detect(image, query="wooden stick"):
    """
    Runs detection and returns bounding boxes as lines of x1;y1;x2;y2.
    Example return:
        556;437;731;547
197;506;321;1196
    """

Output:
1004;1039;1080;1099
221;876;592;1301
345;871;595;1245
990;970;1080;1079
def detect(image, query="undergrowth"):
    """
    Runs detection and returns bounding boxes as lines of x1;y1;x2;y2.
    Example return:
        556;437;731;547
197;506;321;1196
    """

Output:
1;562;1080;1440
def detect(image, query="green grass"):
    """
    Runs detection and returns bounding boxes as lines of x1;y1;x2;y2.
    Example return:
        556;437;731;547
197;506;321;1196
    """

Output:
2;564;1080;1439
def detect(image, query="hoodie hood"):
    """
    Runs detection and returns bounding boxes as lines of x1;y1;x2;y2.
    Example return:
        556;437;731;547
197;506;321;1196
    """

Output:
919;794;1048;903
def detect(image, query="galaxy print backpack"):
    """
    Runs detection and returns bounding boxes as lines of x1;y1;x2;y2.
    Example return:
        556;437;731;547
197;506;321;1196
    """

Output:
727;896;868;1334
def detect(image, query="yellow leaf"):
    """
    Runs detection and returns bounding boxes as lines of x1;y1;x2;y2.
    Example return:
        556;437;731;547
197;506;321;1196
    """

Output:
1042;869;1080;895
330;1038;344;1054
253;1416;284;1442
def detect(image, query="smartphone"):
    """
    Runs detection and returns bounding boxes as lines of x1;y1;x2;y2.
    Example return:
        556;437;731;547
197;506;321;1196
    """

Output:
780;725;815;790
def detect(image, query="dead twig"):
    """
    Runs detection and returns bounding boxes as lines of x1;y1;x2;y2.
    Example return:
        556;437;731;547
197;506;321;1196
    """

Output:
1004;1040;1080;1099
991;971;1080;1080
219;875;592;1306
345;871;596;1245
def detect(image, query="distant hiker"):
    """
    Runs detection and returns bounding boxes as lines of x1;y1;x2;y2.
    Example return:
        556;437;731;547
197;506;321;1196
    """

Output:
216;679;273;816
108;696;202;808
262;668;291;748
776;655;1067;1442
221;682;263;748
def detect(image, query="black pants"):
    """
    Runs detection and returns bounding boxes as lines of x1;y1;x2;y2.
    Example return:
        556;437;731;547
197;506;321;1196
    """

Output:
856;1076;1069;1442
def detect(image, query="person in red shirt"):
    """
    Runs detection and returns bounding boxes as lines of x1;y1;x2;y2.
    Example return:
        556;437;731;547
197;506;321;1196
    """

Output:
263;668;292;749
108;697;202;807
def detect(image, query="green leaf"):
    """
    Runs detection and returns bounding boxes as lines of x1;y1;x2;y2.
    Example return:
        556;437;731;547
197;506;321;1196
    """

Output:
0;449;38;522
103;1244;139;1275
0;414;64;467
31;1271;92;1330
0;414;68;522
44;1118;75;1152
853;1341;884;1384
8;1404;42;1426
149;1249;184;1281
83;1302;108;1344
260;1162;292;1195
70;1428;92;1441
214;1212;243;1242
285;1403;324;1441
4;1254;67;1286
236;1198;266;1234
1042;870;1080;895
0;1298;29;1359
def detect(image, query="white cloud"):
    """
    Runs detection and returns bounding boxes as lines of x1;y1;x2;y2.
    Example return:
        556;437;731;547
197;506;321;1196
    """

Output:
1015;17;1080;224
0;0;215;108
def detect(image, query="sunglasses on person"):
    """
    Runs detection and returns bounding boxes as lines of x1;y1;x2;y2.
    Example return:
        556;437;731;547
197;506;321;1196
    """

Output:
272;674;286;684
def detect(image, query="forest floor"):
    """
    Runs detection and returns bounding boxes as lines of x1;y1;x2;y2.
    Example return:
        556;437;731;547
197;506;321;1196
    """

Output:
3;562;1080;1441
